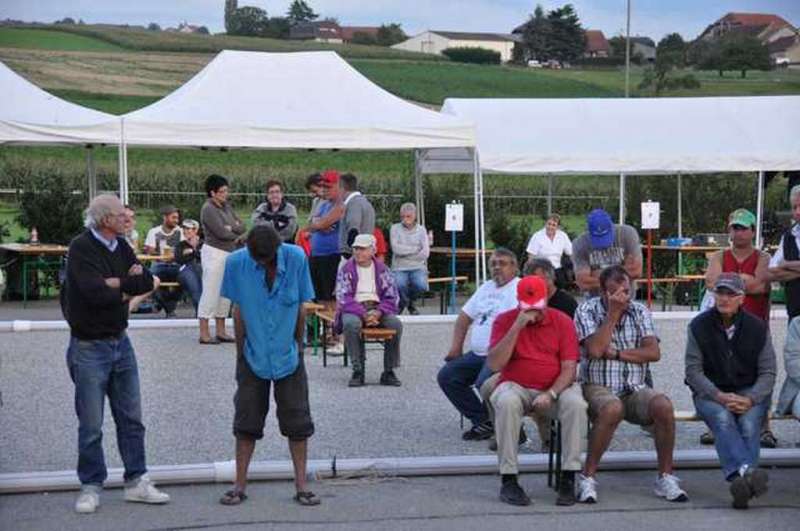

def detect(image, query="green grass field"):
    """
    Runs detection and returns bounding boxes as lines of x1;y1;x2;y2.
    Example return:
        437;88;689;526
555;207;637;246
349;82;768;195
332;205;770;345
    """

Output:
0;27;124;52
2;25;441;61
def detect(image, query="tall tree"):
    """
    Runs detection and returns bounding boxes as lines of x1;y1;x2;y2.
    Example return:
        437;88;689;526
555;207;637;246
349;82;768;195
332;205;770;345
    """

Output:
718;33;771;78
521;5;552;62
224;0;238;34
376;23;407;46
287;0;318;23
546;4;585;63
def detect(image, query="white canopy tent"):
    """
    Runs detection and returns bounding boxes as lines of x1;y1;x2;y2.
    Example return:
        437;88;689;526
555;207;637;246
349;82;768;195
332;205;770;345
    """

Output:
0;61;122;197
420;96;800;278
119;50;480;274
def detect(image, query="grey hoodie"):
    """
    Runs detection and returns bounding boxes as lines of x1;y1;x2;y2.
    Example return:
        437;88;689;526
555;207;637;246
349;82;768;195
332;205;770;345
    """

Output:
390;222;429;271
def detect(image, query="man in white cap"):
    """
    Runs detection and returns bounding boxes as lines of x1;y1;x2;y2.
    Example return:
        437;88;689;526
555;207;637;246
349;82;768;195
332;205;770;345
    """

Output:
335;233;403;387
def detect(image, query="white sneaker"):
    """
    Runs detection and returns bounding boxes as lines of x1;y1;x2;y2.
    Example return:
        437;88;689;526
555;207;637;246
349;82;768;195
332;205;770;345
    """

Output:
327;342;344;355
124;475;170;504
577;473;598;503
654;473;689;502
75;490;100;514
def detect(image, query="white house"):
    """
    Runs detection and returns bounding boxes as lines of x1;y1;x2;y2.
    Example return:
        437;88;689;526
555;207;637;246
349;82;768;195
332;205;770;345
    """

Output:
392;30;519;62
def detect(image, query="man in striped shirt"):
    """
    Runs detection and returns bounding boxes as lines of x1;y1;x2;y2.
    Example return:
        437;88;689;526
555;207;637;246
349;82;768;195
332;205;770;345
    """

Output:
573;265;687;504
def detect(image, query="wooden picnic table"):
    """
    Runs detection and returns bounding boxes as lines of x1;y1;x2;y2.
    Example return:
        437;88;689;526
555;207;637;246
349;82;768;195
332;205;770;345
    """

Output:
0;243;69;306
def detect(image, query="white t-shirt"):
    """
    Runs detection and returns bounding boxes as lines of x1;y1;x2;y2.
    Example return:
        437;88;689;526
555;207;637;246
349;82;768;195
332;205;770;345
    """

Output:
355;262;380;303
526;228;572;269
769;224;800;267
461;277;520;356
144;225;183;255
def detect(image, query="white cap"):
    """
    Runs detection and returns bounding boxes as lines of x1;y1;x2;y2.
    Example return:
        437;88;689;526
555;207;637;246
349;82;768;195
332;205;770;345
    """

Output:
352;233;376;249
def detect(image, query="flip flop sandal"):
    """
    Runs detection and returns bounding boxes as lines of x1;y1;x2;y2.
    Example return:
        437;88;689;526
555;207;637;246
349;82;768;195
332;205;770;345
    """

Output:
293;491;321;506
216;336;236;343
199;337;221;345
219;489;247;505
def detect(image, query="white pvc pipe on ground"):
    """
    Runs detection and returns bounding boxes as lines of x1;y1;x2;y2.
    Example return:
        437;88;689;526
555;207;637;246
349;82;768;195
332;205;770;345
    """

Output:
0;312;789;334
2;449;799;494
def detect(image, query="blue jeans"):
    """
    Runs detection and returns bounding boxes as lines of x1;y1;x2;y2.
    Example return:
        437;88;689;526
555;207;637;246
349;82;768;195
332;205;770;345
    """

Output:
437;351;494;426
393;269;428;311
178;264;202;313
151;262;180;314
694;392;769;480
66;334;147;487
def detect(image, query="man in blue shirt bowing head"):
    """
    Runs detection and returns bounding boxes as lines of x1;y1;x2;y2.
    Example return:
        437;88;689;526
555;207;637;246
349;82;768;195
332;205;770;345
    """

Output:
219;224;319;507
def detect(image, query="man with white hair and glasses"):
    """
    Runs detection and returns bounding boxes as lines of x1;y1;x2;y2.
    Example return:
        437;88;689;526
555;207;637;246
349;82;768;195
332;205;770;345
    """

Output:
64;194;170;514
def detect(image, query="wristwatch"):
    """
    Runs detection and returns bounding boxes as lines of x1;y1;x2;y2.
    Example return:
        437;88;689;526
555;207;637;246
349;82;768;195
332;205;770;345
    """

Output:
548;389;559;401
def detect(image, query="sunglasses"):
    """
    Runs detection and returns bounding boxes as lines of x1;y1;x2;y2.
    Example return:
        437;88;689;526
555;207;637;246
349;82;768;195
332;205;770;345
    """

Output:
730;224;752;231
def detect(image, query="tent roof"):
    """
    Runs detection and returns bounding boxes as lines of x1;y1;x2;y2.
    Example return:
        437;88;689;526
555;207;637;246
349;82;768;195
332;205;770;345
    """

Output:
0;61;119;146
422;96;800;175
121;50;475;150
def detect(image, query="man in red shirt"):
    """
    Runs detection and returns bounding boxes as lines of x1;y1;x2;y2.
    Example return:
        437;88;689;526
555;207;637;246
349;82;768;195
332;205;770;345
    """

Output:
487;275;587;507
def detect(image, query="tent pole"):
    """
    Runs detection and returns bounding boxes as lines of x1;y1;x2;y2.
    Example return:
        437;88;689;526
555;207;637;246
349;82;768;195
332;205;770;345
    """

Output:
86;147;96;200
619;173;626;223
472;149;481;285
547;174;553;216
414;149;425;228
118;118;125;202
478;160;487;283
677;173;682;238
756;170;764;249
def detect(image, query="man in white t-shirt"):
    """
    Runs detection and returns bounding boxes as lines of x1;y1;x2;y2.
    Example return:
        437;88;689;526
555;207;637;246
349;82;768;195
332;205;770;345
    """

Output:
143;205;183;317
437;248;520;440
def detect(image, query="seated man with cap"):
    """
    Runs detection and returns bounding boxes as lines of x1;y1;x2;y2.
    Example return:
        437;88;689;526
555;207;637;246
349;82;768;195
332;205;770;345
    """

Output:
335;233;403;387
174;219;203;314
685;272;776;510
486;275;587;507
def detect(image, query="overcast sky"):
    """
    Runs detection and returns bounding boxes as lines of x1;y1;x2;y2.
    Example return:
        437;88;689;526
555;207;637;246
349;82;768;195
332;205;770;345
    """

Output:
4;1;799;42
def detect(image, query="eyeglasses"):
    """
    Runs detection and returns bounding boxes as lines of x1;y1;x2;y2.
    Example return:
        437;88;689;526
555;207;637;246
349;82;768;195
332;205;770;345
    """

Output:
490;259;513;267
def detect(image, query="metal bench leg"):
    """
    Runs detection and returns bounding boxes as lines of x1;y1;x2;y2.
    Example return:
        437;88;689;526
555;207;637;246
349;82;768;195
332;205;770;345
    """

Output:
548;418;558;488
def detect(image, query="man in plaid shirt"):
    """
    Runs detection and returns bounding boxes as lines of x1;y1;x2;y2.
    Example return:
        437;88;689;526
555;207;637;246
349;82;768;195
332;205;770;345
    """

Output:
573;265;687;504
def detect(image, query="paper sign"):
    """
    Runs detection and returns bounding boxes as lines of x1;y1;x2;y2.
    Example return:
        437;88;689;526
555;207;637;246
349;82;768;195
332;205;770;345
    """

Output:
641;201;660;230
445;203;464;232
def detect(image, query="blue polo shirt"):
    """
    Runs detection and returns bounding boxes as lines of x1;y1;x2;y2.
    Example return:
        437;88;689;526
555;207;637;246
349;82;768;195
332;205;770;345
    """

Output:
221;244;314;380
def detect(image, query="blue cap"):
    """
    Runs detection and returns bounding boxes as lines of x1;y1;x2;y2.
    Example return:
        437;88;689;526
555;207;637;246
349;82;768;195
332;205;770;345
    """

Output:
587;209;614;249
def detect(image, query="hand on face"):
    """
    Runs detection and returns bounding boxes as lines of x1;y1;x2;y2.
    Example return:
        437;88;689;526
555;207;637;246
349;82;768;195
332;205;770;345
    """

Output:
606;285;630;316
515;308;542;327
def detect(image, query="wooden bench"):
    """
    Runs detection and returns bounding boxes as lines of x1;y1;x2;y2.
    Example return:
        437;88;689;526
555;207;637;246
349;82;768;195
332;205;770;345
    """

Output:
315;309;398;368
546;411;795;491
426;276;469;314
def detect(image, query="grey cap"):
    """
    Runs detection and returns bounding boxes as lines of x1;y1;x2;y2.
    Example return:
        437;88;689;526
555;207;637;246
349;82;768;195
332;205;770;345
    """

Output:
713;272;745;295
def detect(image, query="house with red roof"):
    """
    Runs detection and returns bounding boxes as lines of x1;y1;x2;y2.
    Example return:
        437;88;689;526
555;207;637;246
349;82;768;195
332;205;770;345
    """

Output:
699;12;797;44
584;29;610;58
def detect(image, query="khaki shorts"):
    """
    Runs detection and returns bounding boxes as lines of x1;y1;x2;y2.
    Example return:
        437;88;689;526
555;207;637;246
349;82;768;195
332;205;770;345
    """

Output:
583;384;661;426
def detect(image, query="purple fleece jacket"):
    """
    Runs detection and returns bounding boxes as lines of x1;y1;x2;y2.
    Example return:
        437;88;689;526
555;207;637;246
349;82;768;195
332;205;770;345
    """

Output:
334;257;399;333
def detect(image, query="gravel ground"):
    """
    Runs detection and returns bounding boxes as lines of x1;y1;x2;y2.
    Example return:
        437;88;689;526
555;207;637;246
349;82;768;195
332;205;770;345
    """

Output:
1;318;798;474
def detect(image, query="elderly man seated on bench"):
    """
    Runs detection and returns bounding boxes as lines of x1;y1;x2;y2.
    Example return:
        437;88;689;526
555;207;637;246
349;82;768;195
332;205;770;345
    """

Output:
685;272;776;510
335;233;403;387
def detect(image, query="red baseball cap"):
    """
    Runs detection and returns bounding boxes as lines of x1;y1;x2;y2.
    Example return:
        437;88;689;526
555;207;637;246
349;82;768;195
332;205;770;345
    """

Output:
321;170;340;186
517;275;548;311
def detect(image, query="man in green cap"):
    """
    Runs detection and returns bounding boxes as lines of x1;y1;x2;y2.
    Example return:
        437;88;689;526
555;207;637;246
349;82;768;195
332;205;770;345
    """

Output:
703;208;775;448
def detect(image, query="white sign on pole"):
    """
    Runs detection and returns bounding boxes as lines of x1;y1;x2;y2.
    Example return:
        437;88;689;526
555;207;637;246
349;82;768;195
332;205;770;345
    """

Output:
445;203;464;232
641;201;660;230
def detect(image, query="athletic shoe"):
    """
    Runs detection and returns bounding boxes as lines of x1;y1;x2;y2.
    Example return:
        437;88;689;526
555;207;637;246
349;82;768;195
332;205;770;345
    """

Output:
327;342;344;356
75;489;100;514
654;473;688;502
556;471;576;506
577;473;598;503
124;475;170;504
348;371;365;387
700;430;715;445
462;420;493;441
